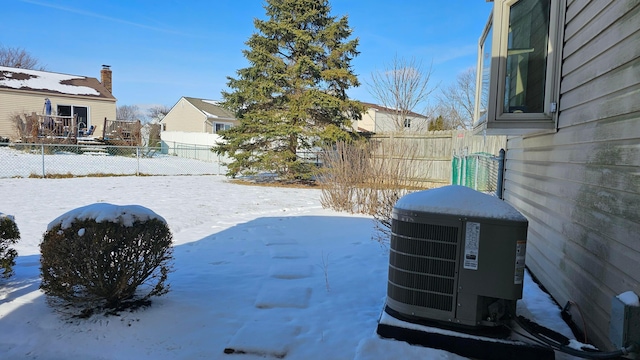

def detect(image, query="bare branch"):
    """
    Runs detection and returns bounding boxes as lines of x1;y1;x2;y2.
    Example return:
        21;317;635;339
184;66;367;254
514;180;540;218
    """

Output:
147;105;171;123
367;55;437;131
117;105;141;121
0;45;46;70
436;68;476;130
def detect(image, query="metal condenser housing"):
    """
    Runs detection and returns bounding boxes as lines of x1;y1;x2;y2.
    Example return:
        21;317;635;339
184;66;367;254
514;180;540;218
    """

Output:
386;185;528;327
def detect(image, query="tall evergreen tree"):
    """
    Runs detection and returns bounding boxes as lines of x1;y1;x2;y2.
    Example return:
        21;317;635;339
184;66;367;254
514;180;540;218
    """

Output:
428;115;447;131
215;0;364;180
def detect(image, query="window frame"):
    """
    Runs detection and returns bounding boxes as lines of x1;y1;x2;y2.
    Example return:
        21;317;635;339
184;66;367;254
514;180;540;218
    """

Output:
57;104;90;128
474;0;566;135
214;122;232;134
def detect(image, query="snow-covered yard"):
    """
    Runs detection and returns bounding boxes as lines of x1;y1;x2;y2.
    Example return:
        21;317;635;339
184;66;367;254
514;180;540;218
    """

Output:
0;145;224;178
0;174;582;359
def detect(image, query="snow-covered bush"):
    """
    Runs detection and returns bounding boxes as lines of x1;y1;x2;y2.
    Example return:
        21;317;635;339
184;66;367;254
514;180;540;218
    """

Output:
0;213;20;278
40;203;173;316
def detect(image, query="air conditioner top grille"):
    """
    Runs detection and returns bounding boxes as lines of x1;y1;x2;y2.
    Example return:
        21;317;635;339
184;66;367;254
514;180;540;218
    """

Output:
394;185;526;222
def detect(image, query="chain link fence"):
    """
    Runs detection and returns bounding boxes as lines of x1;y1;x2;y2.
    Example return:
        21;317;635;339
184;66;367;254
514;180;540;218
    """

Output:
0;143;228;178
452;150;505;197
2;142;505;195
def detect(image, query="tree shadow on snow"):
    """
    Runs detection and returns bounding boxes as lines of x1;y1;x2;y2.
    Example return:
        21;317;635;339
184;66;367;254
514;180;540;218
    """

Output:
0;254;42;306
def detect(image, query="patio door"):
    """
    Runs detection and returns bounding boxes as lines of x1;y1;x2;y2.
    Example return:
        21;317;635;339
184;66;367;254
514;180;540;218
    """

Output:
74;107;88;130
57;105;89;131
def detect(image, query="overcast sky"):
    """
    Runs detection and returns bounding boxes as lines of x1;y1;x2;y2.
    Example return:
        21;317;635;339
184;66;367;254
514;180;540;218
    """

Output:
3;0;492;111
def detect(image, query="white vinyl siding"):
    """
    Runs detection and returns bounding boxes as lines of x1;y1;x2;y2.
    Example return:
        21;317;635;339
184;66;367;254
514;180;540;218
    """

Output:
161;98;207;133
502;0;640;349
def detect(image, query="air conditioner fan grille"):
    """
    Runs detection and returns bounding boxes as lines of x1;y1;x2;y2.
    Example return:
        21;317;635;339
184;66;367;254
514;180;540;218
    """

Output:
388;220;459;313
387;282;454;311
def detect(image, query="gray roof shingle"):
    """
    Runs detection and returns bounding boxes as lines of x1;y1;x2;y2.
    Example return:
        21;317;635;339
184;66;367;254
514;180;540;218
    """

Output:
183;97;235;119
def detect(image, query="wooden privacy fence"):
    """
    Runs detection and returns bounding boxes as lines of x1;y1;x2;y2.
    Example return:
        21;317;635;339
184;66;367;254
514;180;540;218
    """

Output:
368;130;506;188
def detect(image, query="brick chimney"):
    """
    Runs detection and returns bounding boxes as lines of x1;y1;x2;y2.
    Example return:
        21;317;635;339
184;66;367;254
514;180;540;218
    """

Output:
100;65;112;94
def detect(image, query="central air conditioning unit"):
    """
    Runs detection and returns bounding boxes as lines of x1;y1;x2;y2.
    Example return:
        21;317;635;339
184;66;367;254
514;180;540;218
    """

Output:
386;185;528;328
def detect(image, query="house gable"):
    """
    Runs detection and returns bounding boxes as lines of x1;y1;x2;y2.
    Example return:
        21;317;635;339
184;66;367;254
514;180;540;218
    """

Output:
357;101;429;133
183;97;235;120
162;97;237;134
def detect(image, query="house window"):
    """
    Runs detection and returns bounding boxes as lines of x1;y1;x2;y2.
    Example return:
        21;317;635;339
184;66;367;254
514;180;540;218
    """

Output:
57;105;89;129
214;123;231;133
404;118;411;128
474;0;564;135
476;16;493;124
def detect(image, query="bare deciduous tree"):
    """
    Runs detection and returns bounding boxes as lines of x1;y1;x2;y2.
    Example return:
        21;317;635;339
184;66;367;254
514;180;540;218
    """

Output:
117;105;141;121
367;55;436;132
436;67;476;130
0;45;46;70
147;105;171;123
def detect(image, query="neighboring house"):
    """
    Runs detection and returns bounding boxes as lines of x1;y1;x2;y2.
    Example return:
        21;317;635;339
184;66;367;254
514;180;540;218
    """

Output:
474;0;639;350
0;65;116;141
161;97;237;134
355;102;429;133
160;97;237;165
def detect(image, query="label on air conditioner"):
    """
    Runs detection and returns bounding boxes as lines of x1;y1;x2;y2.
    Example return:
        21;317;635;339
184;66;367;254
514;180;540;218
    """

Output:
463;222;481;270
514;240;526;284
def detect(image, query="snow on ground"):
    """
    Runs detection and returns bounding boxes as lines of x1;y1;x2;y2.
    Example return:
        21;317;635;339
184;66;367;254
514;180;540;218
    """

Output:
0;174;583;359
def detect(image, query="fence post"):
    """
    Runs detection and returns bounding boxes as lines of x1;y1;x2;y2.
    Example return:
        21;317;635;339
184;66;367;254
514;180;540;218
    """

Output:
496;148;505;199
474;155;479;191
136;146;140;176
461;156;466;187
41;143;45;178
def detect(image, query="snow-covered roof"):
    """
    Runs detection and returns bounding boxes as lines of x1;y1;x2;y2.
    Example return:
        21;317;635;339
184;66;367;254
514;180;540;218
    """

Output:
395;185;527;221
0;66;115;99
360;101;426;119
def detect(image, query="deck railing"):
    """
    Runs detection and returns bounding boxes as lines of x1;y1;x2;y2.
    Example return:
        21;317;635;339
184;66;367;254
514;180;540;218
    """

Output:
18;113;79;143
102;118;142;146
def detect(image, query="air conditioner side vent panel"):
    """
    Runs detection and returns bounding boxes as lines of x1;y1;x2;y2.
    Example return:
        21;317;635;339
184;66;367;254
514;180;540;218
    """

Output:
388;221;460;316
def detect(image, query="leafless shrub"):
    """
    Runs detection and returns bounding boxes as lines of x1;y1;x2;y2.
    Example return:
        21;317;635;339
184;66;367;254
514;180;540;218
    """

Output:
318;137;427;245
11;112;39;141
317;141;369;213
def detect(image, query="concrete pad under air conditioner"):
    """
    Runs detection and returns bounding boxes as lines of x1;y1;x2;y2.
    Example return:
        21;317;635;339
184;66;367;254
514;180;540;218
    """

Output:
376;307;554;360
